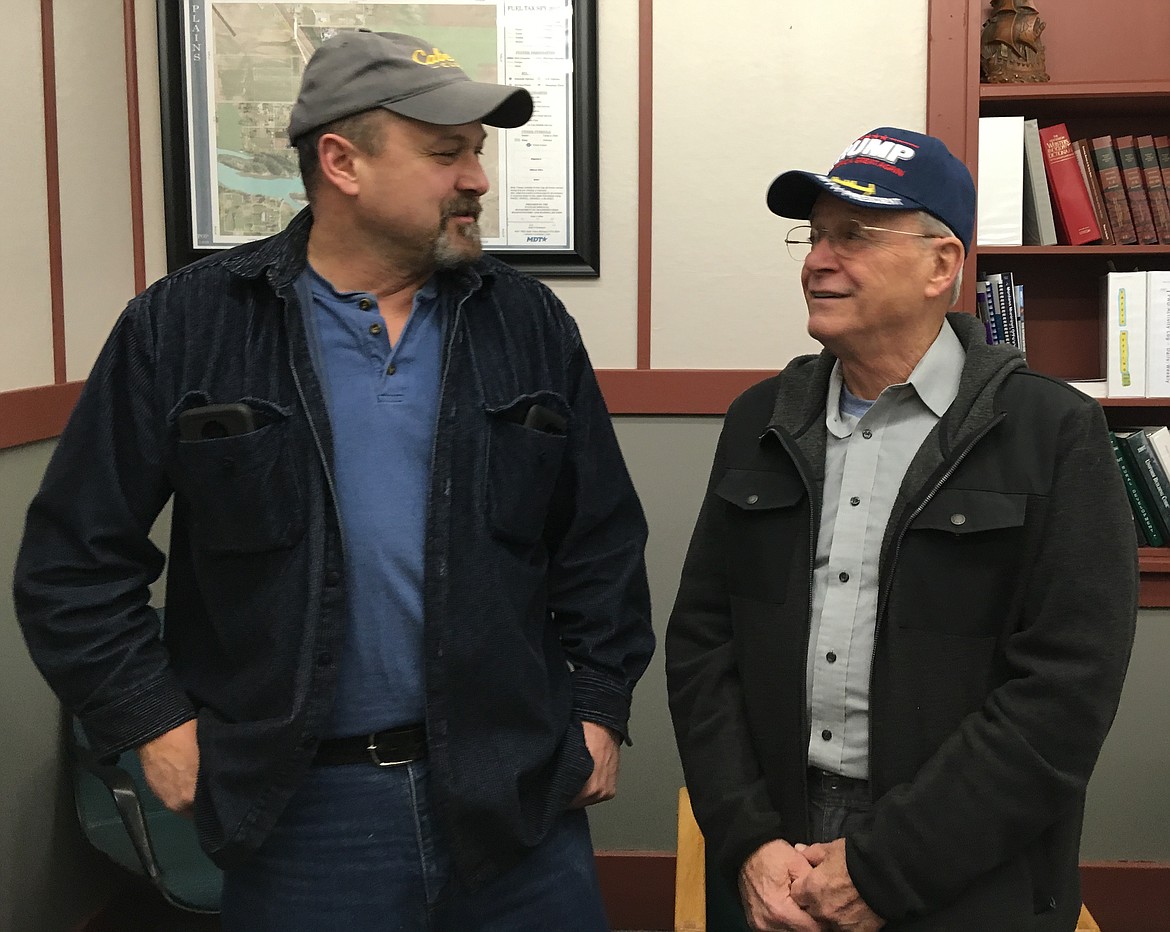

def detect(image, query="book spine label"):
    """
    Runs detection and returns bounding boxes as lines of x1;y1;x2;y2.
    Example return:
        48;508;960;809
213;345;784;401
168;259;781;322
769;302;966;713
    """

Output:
1156;135;1170;192
1038;124;1101;245
1116;135;1159;245
1092;137;1138;245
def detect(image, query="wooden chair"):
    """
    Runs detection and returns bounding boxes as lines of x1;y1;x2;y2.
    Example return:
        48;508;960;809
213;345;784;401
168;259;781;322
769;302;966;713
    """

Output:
674;788;1102;931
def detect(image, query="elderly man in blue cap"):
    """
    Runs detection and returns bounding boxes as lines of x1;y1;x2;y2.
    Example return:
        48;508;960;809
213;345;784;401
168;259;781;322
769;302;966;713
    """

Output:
667;127;1135;931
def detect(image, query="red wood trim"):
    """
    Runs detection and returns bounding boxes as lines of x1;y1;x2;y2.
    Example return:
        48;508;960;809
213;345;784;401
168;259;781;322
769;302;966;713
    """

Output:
1080;861;1170;932
636;0;653;370
596;851;675;931
40;0;66;383
123;0;147;293
597;369;775;415
0;382;83;450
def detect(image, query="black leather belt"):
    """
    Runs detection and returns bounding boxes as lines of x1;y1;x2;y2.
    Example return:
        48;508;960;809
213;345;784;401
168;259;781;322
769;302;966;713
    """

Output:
807;766;869;793
313;723;427;767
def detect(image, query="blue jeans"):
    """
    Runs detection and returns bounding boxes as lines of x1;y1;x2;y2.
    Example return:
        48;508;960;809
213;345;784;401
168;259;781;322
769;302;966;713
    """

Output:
221;760;609;931
806;767;873;844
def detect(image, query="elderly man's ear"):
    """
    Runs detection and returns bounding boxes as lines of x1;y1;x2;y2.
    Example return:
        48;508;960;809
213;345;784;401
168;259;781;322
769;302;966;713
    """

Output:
924;239;965;302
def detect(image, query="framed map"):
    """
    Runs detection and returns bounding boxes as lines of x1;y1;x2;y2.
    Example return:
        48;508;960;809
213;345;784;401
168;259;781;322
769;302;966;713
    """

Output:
157;0;599;276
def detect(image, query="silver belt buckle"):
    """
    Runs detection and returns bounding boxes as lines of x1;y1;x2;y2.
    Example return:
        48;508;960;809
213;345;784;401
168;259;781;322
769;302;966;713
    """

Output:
367;732;412;767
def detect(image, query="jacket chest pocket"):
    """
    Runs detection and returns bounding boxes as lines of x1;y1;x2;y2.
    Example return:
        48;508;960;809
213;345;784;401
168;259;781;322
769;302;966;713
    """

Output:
896;487;1028;636
484;392;570;545
714;468;806;604
169;400;306;555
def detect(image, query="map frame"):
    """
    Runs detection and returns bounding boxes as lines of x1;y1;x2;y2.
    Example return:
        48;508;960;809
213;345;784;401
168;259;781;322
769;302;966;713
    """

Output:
157;0;600;277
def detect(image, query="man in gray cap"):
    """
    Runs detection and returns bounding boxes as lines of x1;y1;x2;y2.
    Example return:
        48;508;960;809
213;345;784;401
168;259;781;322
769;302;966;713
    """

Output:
666;127;1135;930
15;29;652;930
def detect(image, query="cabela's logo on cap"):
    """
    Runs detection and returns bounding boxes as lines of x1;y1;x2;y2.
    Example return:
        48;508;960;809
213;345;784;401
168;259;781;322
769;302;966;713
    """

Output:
412;47;461;67
836;134;920;168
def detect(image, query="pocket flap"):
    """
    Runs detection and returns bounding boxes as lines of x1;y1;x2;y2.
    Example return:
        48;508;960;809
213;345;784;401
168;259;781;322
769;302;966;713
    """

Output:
714;469;804;511
912;488;1026;534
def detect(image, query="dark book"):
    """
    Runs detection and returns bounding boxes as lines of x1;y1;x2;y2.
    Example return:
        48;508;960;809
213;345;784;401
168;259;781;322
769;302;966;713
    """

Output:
1110;432;1160;546
1156;135;1170;191
1073;138;1115;245
1136;134;1170;245
1038;123;1101;245
1115;135;1160;245
1120;429;1170;540
1091;136;1139;245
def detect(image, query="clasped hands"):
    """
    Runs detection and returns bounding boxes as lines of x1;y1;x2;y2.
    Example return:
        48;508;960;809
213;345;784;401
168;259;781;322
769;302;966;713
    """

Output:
738;837;884;932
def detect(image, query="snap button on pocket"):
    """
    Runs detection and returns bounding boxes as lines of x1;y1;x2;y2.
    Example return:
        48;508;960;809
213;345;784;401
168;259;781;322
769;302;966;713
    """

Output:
950;513;967;526
746;494;759;505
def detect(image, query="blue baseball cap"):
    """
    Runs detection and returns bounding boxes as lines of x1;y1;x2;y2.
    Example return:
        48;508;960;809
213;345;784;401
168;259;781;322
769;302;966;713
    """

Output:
766;127;975;254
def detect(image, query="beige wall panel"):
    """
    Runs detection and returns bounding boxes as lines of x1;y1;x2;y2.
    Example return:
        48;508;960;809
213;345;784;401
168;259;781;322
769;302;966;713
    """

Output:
546;0;639;369
650;0;929;370
0;3;57;393
57;0;137;382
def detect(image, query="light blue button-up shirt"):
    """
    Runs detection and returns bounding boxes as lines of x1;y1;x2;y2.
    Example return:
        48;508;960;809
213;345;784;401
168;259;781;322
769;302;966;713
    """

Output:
807;320;966;778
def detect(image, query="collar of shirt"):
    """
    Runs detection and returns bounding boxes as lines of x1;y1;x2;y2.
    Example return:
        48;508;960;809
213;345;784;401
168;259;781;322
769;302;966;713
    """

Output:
824;319;966;439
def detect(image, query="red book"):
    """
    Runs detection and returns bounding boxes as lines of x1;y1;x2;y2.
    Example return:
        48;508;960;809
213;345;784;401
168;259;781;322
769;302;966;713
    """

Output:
1115;134;1159;244
1092;136;1138;245
1137;134;1170;244
1038;123;1101;245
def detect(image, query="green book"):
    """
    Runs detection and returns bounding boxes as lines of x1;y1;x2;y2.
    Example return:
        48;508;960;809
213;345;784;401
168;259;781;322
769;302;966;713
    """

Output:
1110;431;1163;546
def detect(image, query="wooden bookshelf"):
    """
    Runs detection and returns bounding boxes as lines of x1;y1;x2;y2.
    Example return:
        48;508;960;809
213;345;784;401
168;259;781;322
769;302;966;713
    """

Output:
928;0;1170;606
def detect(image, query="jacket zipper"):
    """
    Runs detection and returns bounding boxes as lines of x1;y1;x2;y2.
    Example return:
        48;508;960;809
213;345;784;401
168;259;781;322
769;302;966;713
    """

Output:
866;412;1007;793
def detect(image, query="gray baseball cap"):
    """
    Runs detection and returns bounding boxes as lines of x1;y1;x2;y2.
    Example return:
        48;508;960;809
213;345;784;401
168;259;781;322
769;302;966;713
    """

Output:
288;30;533;144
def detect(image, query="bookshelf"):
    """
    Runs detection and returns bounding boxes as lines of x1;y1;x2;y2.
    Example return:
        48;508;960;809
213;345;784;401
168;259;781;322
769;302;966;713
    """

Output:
928;0;1170;605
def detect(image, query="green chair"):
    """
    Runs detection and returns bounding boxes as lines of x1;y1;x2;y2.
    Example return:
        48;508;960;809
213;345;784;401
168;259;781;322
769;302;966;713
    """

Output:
69;610;222;914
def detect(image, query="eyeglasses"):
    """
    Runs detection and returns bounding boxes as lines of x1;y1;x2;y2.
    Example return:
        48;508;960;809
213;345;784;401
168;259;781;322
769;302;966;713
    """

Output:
784;219;944;261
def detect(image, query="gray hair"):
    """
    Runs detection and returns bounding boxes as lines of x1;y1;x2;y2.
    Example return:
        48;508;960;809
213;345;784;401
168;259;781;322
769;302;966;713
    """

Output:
915;211;964;307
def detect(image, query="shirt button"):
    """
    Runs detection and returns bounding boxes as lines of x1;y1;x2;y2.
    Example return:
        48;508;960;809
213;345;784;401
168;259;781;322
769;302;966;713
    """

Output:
838;571;850;583
821;729;833;741
386;363;397;376
826;651;837;663
358;298;373;311
369;323;382;336
862;428;873;439
746;494;759;505
849;496;860;506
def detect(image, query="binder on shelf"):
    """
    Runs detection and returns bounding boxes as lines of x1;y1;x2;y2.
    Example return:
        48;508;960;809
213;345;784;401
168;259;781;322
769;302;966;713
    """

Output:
1102;271;1148;398
1136;135;1170;245
1038;123;1101;245
1147;271;1170;397
1021;119;1058;246
977;116;1024;246
1091;136;1138;246
1115;135;1159;245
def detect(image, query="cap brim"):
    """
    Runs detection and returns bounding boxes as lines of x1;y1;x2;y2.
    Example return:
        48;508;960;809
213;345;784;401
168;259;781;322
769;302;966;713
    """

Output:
385;81;533;128
766;170;923;218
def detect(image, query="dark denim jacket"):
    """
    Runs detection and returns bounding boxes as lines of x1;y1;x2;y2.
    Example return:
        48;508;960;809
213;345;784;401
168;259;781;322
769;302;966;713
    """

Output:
14;209;654;883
